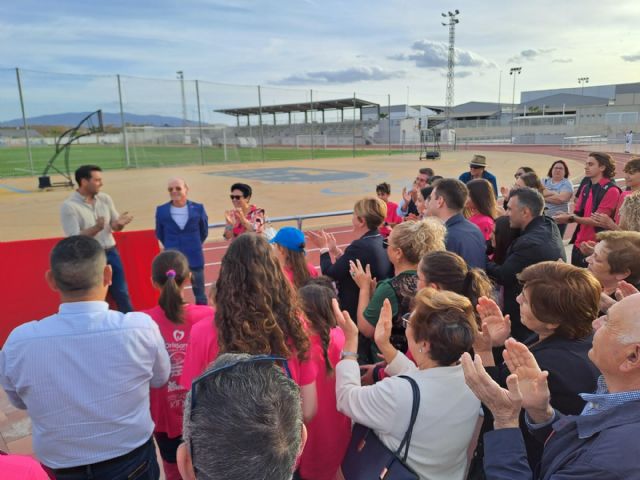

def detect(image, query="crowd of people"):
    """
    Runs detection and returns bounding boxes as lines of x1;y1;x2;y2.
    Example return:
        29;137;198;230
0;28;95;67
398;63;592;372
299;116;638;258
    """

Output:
1;152;640;480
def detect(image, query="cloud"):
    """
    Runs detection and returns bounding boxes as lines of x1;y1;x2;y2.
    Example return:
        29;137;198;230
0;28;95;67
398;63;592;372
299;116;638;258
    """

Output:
272;66;406;85
552;58;573;63
507;48;555;63
621;53;640;62
389;40;496;70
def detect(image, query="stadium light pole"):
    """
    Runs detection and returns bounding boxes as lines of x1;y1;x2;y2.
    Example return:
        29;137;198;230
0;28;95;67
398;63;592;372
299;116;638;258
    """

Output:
509;67;522;144
578;76;589;96
176;70;188;127
441;9;460;127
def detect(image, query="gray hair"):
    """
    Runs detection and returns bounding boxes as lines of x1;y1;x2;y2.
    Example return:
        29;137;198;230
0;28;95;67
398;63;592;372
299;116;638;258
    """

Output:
508;187;544;217
182;353;302;480
50;236;106;292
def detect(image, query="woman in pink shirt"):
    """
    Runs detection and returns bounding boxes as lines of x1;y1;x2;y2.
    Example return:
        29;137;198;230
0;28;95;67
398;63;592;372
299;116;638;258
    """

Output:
142;251;214;480
271;226;319;289
296;279;352;480
180;233;318;423
466;178;497;241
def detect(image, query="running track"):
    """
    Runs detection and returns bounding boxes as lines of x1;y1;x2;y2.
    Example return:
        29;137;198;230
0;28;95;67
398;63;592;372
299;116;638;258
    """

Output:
183;145;636;302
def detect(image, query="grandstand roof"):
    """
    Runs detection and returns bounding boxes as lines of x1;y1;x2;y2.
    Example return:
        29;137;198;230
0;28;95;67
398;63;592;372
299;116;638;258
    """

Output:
215;97;379;117
518;93;608;111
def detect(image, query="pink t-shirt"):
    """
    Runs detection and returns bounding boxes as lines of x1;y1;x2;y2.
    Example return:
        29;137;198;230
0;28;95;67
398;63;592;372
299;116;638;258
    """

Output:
298;328;352;480
283;262;319;287
143;304;214;438
615;190;633;224
232;205;263;238
0;455;50;480
380;200;403;238
180;315;317;390
469;213;495;241
574;178;621;246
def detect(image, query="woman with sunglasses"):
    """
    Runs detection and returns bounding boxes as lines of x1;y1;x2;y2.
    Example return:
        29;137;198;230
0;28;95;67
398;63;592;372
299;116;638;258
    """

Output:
222;182;265;240
180;233;318;423
335;289;480;480
142;250;214;480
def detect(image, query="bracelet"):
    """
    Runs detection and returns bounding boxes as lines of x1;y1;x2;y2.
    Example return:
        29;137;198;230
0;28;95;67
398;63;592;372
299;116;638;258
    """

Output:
224;225;233;231
319;247;330;254
340;350;359;361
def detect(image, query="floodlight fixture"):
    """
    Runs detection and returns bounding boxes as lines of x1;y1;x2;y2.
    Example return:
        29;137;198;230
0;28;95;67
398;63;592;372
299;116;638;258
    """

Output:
455;9;460;14
441;9;460;125
442;12;446;17
578;76;590;95
176;70;187;126
509;67;523;143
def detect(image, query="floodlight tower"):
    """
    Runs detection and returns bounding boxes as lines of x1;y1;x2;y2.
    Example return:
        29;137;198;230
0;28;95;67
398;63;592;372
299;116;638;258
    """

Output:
176;70;188;126
441;9;460;125
578;76;590;96
509;67;522;144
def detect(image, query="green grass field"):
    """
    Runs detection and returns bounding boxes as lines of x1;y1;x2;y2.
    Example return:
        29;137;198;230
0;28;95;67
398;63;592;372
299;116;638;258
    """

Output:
0;144;415;178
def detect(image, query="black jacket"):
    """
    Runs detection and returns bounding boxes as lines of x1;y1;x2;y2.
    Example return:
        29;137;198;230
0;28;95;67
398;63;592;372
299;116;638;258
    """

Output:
320;229;392;319
486;215;566;341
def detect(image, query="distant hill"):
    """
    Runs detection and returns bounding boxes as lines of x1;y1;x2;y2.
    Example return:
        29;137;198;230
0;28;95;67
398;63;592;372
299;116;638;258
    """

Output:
0;112;203;128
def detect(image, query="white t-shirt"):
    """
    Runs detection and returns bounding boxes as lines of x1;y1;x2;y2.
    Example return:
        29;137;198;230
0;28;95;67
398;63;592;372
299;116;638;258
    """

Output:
170;205;189;229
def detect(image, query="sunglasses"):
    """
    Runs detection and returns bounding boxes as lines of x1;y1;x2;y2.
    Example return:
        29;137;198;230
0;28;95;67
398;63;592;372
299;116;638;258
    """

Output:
168;186;183;192
188;355;291;471
401;312;412;329
230;194;244;200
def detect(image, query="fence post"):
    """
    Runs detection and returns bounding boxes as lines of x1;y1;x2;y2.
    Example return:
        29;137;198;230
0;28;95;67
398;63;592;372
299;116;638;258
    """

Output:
116;74;131;168
15;68;34;176
257;85;265;162
388;94;391;156
310;89;315;160
195;80;205;165
352;92;356;158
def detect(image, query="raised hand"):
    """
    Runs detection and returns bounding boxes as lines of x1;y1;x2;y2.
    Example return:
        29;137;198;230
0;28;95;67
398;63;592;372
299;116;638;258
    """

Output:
116;211;133;228
94;216;106;231
373;298;393;351
616;280;640;300
476;296;511;347
333;299;358;344
224;210;235;225
307;230;328;249
579;240;596;256
401;187;412;204
502;338;552;422
461;352;522;429
349;259;371;289
591;212;617;230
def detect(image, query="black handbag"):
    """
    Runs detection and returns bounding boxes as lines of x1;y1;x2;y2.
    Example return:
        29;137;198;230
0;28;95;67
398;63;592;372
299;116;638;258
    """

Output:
341;375;420;480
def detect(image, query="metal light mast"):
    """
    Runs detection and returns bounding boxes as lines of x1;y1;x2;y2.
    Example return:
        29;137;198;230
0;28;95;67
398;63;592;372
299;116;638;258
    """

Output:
509;67;522;144
176;70;188;127
441;10;460;125
578;76;590;96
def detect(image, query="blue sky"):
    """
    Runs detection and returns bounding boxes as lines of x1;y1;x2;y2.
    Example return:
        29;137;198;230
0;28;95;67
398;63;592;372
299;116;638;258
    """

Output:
1;0;639;121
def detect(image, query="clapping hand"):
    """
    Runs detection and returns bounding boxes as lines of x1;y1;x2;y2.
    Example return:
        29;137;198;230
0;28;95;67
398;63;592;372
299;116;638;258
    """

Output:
349;259;373;289
579;240;596;256
461;352;523;429
94;216;106;231
333;299;358;348
476;297;511;348
591;212;617;230
502;338;553;423
616;280;639;300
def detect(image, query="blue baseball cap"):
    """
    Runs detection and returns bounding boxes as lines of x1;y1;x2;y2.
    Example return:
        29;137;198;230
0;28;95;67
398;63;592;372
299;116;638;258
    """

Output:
270;227;305;252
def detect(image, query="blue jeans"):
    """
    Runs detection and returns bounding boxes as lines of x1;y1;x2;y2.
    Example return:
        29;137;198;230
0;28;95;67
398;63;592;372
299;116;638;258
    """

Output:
106;248;133;313
52;437;159;480
190;267;208;305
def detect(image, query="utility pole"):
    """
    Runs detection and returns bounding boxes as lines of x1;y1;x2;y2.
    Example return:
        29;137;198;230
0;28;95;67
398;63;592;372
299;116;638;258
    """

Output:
441;9;460;126
578;76;589;96
510;67;522;144
176;70;188;126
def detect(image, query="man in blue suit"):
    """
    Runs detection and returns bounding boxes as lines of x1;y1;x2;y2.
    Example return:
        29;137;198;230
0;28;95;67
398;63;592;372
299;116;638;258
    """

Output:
155;178;209;304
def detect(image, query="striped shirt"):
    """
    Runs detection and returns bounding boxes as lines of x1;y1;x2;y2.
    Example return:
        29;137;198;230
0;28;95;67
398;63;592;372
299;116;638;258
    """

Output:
0;301;170;468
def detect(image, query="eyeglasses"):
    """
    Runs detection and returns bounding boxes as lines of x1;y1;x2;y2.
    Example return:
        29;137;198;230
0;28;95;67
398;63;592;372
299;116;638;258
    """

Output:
230;194;244;200
188;355;291;471
168;186;183;192
401;312;412;329
514;173;523;179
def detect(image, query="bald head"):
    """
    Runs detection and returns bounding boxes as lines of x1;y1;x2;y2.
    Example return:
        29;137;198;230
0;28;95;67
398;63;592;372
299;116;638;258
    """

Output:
167;178;188;207
611;293;640;344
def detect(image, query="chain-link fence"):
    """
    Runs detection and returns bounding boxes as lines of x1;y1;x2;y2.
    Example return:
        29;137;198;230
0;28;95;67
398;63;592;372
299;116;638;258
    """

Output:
0;68;422;178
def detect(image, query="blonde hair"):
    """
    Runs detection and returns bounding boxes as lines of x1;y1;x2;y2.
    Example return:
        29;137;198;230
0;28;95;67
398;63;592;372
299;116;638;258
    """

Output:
619;191;640;232
353;197;387;230
390;218;446;264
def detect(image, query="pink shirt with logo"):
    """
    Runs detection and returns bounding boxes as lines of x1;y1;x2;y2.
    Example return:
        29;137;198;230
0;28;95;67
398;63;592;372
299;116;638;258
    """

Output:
143;304;214;438
180;315;317;390
298;328;352;480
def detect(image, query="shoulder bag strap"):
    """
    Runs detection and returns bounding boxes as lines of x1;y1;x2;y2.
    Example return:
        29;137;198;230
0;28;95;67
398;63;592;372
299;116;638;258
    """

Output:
395;375;421;462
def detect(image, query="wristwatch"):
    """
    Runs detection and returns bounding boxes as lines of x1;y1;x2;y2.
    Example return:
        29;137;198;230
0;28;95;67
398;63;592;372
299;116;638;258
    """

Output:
340;350;358;361
568;215;576;223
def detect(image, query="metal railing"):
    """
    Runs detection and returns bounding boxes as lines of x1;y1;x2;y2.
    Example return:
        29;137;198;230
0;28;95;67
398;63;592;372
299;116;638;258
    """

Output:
207;209;354;232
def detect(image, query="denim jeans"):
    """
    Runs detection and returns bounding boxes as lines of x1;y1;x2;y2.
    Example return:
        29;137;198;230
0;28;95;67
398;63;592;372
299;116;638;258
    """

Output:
106;248;133;313
52;437;160;480
190;267;208;305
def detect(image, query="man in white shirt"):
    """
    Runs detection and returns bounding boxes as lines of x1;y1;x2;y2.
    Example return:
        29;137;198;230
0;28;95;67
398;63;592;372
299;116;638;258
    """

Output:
155;178;209;304
0;235;170;479
625;130;633;153
60;164;134;312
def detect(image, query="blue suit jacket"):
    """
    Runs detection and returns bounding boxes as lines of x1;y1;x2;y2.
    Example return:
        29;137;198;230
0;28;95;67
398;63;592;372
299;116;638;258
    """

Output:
155;200;208;268
459;170;498;198
444;213;487;270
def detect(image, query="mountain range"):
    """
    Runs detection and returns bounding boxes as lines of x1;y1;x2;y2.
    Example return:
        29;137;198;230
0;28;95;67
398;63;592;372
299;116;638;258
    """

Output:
0;112;204;128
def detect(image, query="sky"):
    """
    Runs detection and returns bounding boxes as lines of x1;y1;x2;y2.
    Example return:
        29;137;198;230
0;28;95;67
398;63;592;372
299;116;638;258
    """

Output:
1;0;640;121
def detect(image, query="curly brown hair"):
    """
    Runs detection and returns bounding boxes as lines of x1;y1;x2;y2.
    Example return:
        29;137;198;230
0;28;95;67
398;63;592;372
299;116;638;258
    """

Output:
589;152;616;179
215;233;310;362
298;281;337;374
